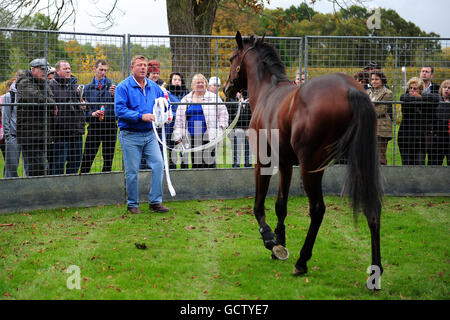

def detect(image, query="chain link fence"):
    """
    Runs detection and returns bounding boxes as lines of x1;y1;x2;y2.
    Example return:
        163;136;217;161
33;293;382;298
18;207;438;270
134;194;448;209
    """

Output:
0;28;448;179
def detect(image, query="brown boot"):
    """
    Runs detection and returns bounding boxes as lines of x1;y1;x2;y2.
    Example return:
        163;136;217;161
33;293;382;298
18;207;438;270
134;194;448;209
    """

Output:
149;203;170;213
127;207;141;214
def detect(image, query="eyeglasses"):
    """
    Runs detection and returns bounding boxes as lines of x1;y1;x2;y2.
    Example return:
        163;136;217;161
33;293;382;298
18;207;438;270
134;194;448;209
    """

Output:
409;87;419;91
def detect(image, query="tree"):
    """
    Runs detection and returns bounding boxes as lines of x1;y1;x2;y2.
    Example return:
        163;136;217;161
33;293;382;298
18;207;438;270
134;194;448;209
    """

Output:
166;0;220;81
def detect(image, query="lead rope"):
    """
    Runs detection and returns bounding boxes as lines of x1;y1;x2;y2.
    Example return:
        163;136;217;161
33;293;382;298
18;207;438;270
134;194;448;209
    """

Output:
152;93;176;197
153;94;244;197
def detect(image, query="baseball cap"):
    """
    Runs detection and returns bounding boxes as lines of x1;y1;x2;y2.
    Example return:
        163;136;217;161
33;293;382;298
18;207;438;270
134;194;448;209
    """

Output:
364;61;381;70
30;58;50;71
208;76;221;86
47;67;56;75
148;60;160;73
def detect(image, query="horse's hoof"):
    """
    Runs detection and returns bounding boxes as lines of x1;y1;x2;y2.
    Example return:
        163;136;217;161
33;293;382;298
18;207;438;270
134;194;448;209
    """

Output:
271;245;289;261
293;265;308;276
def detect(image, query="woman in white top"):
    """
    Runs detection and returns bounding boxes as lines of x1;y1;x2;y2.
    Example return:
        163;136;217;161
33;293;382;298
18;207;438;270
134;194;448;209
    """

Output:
173;73;228;168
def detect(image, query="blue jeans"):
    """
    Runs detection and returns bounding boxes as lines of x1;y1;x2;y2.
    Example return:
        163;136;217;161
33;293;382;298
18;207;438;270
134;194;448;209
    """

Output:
119;130;164;208
5;136;28;177
232;129;251;167
52;136;83;175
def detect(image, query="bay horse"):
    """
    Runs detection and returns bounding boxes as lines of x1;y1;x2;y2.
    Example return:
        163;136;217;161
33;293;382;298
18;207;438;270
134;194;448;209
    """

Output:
224;32;383;282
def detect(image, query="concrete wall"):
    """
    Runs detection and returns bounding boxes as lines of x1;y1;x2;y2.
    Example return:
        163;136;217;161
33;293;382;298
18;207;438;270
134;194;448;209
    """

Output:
0;166;449;214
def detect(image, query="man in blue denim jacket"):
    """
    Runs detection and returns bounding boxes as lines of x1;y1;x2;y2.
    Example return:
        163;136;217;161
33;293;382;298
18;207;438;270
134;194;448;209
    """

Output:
80;59;117;173
115;54;170;214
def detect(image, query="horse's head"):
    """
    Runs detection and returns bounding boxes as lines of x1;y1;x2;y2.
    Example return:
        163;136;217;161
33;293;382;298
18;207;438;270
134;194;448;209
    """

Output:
224;31;262;99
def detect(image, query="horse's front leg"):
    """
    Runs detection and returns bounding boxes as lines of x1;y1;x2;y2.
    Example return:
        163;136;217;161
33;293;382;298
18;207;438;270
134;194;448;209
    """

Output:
254;164;274;249
254;164;289;260
271;164;293;260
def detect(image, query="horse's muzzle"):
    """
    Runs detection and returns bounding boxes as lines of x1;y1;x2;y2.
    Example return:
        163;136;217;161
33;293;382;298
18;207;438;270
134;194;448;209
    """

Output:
224;82;236;99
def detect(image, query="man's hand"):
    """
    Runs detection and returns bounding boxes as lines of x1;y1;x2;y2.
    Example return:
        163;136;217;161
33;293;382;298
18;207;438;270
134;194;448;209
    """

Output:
109;85;116;96
141;113;155;122
80;99;87;110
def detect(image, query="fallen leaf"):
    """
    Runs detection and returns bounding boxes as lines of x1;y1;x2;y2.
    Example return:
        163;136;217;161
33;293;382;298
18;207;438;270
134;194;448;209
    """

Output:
135;243;147;250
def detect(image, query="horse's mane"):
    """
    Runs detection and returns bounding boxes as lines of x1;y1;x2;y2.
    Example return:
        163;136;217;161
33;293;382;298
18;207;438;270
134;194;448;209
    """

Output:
243;35;290;85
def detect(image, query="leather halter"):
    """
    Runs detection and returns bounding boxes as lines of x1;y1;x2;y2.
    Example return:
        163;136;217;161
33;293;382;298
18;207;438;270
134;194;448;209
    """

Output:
229;44;255;92
236;44;255;73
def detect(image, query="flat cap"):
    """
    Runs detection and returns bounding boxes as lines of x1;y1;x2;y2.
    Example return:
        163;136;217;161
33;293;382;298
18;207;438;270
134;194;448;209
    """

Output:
30;58;50;70
208;76;221;86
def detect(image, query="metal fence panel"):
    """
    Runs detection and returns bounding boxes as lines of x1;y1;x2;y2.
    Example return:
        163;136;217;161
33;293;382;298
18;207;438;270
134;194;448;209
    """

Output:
1;28;448;181
305;36;450;166
0;28;127;177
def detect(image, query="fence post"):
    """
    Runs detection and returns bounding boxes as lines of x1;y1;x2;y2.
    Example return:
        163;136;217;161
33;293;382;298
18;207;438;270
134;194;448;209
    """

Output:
393;38;399;166
304;36;309;83
44;31;50;175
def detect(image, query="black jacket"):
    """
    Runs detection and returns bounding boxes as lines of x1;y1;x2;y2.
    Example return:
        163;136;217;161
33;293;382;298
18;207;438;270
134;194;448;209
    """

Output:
49;75;85;137
227;91;252;129
399;92;440;135
436;98;450;136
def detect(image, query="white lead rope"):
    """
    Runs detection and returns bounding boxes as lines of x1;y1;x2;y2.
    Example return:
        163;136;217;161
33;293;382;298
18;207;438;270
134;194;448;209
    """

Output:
152;95;176;197
152;95;244;197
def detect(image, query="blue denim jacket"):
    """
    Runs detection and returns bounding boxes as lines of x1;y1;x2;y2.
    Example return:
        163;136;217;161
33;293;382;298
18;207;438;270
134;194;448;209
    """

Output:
114;76;164;132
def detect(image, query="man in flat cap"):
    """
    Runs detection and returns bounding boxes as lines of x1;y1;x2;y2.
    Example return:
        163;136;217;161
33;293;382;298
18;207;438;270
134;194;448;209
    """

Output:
208;76;221;95
16;58;56;176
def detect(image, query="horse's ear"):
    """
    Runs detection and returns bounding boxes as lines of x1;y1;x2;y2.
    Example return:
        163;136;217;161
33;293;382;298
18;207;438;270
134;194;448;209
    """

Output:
236;31;243;49
261;33;266;43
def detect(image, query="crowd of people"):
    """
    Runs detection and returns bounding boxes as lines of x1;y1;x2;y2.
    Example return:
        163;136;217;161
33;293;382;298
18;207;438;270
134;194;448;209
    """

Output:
1;57;449;184
0;56;256;180
354;63;449;166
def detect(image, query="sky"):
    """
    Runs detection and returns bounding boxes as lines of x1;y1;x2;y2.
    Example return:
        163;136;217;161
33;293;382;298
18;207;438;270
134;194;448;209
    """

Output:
60;0;448;39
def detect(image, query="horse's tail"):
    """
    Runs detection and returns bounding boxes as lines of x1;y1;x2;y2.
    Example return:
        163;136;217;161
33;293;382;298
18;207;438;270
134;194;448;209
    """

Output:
338;88;383;224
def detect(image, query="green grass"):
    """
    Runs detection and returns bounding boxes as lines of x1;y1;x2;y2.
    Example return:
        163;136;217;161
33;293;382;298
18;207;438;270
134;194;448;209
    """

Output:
0;196;448;300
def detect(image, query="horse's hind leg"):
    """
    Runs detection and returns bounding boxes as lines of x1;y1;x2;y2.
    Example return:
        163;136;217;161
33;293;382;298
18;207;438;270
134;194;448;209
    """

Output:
294;169;326;275
367;214;383;289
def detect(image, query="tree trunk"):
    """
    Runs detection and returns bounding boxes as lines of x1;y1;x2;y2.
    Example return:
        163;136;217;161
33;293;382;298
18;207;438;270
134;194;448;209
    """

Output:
166;0;220;85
